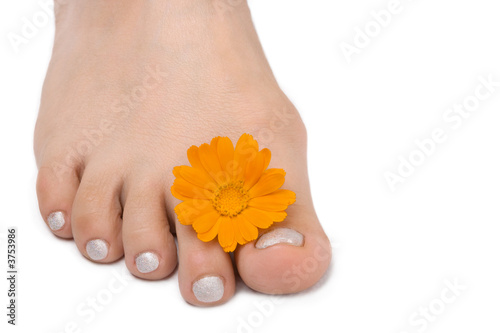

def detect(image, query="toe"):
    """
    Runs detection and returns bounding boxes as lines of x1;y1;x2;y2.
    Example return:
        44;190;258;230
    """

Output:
175;216;235;306
36;161;80;238
121;177;177;279
235;204;332;294
71;164;124;263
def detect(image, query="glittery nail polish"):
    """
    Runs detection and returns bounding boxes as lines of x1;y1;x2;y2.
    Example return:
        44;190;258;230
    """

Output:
86;239;108;261
47;211;65;231
135;252;159;273
192;276;224;303
255;228;305;249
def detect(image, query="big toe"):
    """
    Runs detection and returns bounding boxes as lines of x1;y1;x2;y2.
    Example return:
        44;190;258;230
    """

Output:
236;205;332;294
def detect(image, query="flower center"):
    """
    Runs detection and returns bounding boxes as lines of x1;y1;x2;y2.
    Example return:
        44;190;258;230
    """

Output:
212;181;249;217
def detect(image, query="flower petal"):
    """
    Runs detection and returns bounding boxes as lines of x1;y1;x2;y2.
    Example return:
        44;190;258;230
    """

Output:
260;210;287;222
199;143;224;183
187;145;219;184
241;207;274;229
210;136;221;150
187;145;205;170
231;215;247;245
236;214;259;242
173;166;216;191
172;178;213;200
223;241;237;252
248;171;286;198
262;168;286;177
197;216;223;242
243;149;265;190
234;134;259;181
248;189;296;211
234;226;246;245
174;199;213;225
262;148;271;170
217;216;235;248
193;210;221;234
216;136;235;177
171;186;191;201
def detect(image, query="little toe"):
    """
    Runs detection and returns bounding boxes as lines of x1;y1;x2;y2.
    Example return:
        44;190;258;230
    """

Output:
36;156;81;238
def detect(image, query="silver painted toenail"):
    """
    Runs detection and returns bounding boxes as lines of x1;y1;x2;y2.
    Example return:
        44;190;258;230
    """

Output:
86;239;108;261
135;252;159;273
192;276;224;303
255;228;305;249
48;211;65;231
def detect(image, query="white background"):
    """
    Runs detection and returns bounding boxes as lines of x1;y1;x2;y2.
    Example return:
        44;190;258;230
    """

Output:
1;0;500;332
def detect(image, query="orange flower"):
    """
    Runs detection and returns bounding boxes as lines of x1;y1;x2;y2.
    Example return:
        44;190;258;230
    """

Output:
171;134;296;252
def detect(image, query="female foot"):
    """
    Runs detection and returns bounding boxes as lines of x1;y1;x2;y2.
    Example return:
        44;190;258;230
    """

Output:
35;0;331;306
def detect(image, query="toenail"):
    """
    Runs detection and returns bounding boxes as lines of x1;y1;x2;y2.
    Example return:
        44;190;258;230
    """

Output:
255;228;305;249
135;252;159;273
192;276;224;303
47;211;65;231
86;239;109;261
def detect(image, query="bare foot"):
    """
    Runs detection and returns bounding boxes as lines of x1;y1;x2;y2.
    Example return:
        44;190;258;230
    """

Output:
34;0;331;306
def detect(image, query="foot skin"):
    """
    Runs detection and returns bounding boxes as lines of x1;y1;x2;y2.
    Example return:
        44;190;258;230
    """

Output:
34;0;331;306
